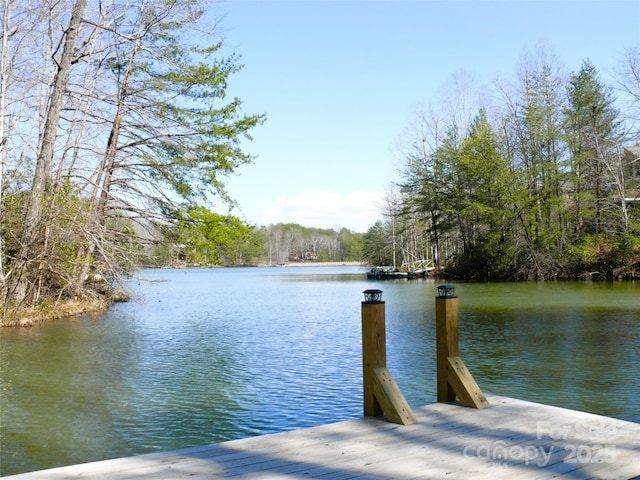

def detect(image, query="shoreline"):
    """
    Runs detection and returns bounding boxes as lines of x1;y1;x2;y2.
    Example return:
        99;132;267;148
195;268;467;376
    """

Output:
259;261;367;268
1;298;109;328
1;263;368;327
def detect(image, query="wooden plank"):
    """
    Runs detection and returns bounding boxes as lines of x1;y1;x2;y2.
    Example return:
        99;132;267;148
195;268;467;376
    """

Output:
5;395;639;479
447;356;490;409
372;367;416;425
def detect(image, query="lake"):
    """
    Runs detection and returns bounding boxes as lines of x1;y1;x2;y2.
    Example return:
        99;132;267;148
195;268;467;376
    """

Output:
1;266;638;476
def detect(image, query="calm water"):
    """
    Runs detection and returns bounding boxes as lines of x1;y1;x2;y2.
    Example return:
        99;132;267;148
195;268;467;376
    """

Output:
1;267;639;476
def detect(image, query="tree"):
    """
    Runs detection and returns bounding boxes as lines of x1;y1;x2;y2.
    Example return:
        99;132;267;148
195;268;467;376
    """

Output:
178;208;260;265
2;0;264;316
613;46;640;232
396;71;485;274
362;221;393;266
253;223;363;264
337;227;364;261
441;109;518;278
495;47;571;277
0;0;12;288
614;45;640;137
9;0;88;306
564;60;624;236
399;124;461;270
70;0;264;288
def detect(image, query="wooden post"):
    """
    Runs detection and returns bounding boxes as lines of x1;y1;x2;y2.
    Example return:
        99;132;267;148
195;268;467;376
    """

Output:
435;285;489;409
435;289;458;402
361;290;386;417
361;289;416;424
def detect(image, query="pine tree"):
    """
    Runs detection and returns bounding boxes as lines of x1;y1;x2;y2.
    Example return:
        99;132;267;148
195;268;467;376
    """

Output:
564;60;622;237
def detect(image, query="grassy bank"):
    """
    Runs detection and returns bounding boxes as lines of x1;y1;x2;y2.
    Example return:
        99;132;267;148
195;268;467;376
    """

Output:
1;298;110;328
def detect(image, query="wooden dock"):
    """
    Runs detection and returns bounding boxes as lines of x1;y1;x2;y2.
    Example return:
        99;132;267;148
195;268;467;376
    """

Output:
6;395;640;479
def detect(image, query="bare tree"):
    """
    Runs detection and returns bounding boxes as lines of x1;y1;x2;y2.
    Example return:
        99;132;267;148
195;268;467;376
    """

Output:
2;0;263;316
614;46;640;137
0;0;12;288
10;0;88;306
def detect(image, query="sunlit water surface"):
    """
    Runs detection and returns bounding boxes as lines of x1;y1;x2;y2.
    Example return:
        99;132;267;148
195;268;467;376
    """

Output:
1;267;638;475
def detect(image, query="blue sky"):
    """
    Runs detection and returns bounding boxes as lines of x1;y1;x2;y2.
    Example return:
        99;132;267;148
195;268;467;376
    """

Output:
212;0;639;232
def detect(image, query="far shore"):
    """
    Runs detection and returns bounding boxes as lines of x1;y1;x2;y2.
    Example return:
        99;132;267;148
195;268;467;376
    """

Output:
1;262;370;327
258;261;367;268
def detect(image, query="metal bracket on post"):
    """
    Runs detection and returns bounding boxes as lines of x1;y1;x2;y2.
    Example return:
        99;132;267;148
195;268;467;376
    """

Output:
362;290;416;425
436;285;490;409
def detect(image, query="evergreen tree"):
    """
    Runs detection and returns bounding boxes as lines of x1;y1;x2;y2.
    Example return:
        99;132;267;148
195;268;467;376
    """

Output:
449;110;517;278
362;221;394;266
564;60;623;237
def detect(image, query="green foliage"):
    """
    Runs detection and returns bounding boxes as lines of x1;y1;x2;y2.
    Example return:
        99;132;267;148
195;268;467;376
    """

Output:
565;233;640;278
122;40;265;206
1;182;143;303
338;228;365;261
0;190;28;265
1;0;265;308
362;221;394;266
392;57;639;280
564;60;624;237
178;207;261;265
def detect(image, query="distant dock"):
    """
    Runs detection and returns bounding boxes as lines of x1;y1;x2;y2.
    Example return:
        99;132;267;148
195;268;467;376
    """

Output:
6;395;640;479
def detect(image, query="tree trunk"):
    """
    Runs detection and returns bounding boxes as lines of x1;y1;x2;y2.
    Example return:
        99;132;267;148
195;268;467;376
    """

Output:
12;0;87;306
75;41;138;289
0;0;11;289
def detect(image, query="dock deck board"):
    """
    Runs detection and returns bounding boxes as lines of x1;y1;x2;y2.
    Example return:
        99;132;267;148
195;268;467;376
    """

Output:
5;395;640;479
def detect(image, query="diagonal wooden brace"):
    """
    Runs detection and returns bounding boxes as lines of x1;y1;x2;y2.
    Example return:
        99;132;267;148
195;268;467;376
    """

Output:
373;367;417;425
447;356;490;409
436;293;490;409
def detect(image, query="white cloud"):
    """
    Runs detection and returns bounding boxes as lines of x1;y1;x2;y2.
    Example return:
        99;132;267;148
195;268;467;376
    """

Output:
261;190;382;232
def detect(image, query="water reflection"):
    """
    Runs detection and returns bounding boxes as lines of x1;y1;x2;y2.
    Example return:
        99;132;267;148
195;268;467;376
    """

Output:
0;268;638;476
